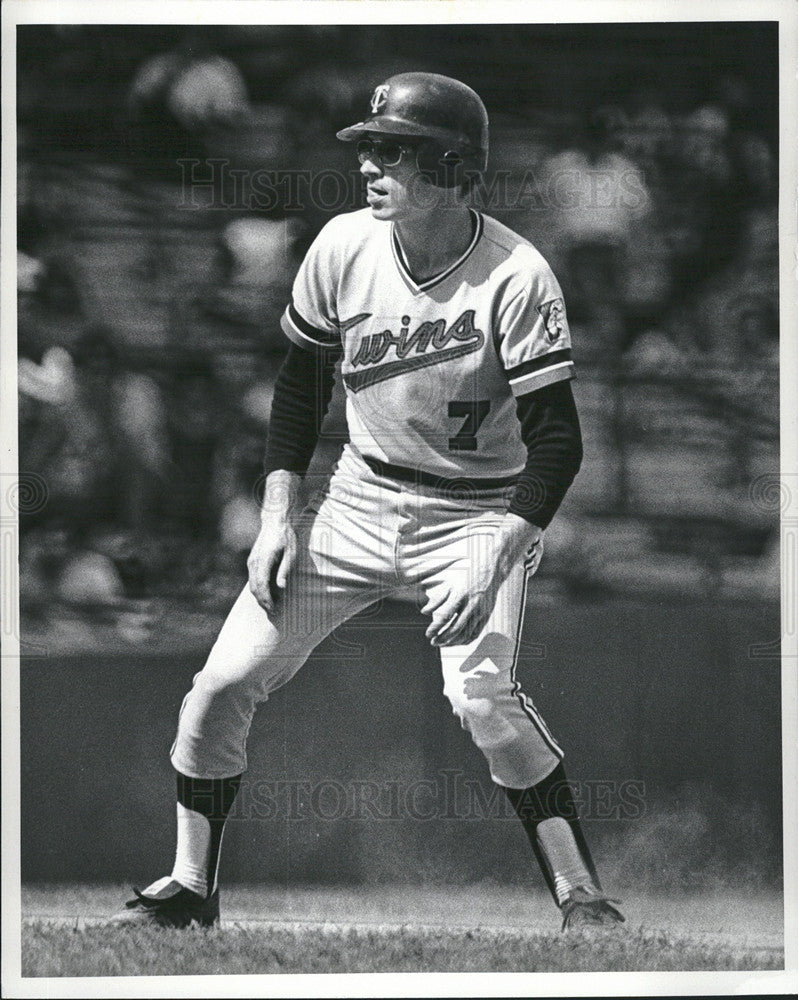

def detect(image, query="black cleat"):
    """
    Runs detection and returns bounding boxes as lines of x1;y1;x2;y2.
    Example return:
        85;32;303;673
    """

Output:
111;877;219;928
560;886;625;932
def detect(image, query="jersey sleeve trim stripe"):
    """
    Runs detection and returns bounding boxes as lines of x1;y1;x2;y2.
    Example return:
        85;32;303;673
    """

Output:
508;362;575;396
282;303;341;348
505;347;572;381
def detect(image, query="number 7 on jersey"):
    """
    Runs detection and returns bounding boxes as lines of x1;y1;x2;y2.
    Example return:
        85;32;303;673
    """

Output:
448;399;490;451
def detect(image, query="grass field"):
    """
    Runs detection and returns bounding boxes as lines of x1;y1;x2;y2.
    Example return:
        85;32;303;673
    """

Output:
19;884;784;976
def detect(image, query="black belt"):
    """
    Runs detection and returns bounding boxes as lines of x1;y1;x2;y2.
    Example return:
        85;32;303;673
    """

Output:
361;454;519;493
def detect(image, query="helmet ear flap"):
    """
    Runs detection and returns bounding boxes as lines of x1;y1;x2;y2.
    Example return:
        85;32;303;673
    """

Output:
416;143;474;188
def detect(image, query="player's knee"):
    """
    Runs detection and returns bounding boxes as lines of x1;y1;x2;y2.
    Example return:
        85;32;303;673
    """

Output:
443;665;524;754
185;659;264;712
446;692;522;763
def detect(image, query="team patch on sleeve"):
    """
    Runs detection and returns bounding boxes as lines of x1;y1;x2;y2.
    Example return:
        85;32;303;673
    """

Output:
505;348;575;396
537;298;567;344
280;302;342;353
496;264;575;395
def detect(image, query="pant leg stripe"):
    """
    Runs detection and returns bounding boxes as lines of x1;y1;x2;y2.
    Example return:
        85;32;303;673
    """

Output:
510;571;564;759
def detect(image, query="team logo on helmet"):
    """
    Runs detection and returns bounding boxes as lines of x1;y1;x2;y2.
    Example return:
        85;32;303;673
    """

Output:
370;84;390;115
537;298;566;343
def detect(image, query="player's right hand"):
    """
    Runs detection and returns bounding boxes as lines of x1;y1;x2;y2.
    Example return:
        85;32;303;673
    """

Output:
247;517;297;615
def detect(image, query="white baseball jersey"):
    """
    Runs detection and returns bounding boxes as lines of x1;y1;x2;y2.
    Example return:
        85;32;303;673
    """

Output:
280;207;574;481
173;209;571;797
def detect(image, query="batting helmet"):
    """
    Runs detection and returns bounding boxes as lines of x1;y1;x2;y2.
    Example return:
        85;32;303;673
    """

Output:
336;72;489;186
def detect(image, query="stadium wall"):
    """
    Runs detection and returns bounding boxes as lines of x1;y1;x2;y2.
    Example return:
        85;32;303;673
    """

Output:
20;596;781;887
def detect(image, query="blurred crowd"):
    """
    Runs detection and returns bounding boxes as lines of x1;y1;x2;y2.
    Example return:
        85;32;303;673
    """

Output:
16;27;779;627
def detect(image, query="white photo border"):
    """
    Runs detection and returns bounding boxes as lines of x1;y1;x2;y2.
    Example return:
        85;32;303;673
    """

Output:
2;1;796;996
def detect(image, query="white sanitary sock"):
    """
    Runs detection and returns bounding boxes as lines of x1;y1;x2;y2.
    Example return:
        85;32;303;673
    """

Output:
536;816;594;905
171;802;210;897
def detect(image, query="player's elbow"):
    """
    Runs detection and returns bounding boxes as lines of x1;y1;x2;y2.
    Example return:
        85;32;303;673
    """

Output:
546;411;582;488
558;435;583;497
559;393;584;483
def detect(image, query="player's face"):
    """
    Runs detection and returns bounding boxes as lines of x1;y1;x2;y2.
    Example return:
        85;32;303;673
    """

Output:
357;135;436;221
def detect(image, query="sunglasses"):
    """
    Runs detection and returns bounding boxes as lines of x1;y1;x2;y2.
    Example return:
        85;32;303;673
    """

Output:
356;137;419;168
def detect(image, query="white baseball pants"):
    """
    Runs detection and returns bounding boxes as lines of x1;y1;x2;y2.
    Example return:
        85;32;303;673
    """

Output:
171;445;563;788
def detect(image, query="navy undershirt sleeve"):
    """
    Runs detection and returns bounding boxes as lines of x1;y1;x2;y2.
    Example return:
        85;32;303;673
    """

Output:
508;380;583;530
263;342;338;478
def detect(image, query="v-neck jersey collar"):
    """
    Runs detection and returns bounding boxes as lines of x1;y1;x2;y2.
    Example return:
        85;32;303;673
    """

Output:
390;209;484;293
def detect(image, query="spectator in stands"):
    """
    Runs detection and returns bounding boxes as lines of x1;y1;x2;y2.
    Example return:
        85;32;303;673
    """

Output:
199;216;302;351
126;39;250;178
537;107;653;358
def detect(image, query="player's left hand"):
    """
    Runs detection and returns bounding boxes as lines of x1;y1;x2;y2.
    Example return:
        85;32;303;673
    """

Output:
423;514;543;648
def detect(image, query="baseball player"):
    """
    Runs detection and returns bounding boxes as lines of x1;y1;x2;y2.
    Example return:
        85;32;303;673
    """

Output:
115;73;624;932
